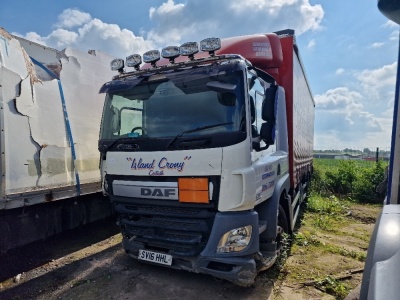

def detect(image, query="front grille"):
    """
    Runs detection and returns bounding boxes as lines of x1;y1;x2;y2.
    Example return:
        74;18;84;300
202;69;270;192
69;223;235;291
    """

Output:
110;175;220;257
128;216;208;231
128;205;207;216
116;203;216;256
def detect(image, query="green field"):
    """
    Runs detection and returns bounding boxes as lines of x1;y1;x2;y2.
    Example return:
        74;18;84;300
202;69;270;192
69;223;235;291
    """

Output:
270;157;385;299
313;158;387;175
311;158;387;203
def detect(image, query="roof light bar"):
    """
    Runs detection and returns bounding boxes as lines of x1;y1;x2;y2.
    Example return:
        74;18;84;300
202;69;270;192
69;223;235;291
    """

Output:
110;58;124;73
114;37;223;74
161;46;180;63
143;50;160;67
126;54;142;70
180;42;199;60
200;38;221;57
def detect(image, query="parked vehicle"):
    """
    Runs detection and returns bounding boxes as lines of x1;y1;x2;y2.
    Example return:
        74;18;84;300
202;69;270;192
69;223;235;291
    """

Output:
360;1;400;299
98;29;314;285
0;28;115;252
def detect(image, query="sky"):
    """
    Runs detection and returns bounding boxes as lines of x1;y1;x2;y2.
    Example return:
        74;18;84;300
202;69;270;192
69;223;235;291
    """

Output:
0;0;399;151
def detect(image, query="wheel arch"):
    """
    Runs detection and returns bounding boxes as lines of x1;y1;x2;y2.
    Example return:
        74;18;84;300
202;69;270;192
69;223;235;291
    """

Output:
256;173;291;240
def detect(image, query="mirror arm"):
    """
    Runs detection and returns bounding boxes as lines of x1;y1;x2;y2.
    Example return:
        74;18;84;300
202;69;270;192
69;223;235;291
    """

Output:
252;141;270;152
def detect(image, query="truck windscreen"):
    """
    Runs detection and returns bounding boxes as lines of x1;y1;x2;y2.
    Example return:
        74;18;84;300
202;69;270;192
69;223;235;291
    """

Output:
100;69;245;141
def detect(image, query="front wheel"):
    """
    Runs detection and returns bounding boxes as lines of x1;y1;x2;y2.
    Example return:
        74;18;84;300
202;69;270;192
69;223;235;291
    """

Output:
256;205;290;272
276;205;289;257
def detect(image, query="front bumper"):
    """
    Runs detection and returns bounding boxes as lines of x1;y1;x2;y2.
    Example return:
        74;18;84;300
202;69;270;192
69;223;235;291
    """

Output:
122;211;261;286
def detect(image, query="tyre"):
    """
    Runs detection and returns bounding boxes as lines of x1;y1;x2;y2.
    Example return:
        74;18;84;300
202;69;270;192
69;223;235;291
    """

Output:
276;205;289;256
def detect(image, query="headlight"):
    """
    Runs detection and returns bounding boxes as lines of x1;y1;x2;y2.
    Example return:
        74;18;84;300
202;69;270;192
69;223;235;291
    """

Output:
216;225;252;253
179;42;199;60
161;46;180;63
110;58;124;71
143;50;160;66
200;38;221;56
126;54;142;69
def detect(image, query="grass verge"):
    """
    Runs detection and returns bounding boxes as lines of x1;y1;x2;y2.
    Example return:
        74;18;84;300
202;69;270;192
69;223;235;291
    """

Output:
269;194;381;300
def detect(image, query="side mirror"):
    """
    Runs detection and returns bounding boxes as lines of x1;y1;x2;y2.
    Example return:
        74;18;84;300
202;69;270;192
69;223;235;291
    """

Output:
250;96;256;123
262;85;277;121
378;0;400;24
260;122;275;145
251;124;259;138
252;141;261;152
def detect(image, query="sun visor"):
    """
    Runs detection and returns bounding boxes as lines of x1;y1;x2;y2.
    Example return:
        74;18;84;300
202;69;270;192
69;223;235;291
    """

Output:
99;77;144;93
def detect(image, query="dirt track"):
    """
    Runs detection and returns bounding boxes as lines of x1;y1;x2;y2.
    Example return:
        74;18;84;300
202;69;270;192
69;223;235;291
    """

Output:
0;228;341;300
0;230;276;300
1;201;380;300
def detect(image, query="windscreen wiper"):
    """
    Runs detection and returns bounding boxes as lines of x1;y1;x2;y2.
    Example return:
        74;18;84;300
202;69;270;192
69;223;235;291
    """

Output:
101;137;139;153
166;122;233;149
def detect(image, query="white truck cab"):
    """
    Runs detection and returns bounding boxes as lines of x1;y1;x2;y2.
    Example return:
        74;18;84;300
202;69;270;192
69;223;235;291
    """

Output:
98;32;314;285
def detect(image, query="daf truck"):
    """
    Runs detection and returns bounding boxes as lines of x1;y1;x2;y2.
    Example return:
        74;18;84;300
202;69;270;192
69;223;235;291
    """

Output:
98;29;314;286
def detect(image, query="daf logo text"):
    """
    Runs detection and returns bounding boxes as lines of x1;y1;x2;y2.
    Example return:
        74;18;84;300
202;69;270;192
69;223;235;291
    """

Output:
141;188;176;198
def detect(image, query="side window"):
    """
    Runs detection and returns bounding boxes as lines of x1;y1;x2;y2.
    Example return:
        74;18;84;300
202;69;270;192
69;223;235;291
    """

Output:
120;107;143;135
247;71;266;135
112;95;143;137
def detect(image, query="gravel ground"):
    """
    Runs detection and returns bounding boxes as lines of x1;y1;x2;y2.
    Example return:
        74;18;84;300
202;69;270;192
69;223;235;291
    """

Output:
0;232;275;300
0;202;380;300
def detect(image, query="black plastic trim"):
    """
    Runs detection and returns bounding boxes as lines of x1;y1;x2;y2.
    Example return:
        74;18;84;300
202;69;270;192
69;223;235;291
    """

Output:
99;132;246;153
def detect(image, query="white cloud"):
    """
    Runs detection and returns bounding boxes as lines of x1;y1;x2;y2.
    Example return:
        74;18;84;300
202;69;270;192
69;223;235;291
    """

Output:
315;86;384;138
335;68;344;75
307;39;316;49
149;0;184;19
18;5;396;150
76;19;154;56
313;61;397;150
390;30;399;41
147;0;324;45
356;62;397;92
382;107;394;119
17;2;325;58
369;42;384;48
314;107;389;150
20;9;154;58
383;20;399;28
315;87;363;117
44;29;79;49
22;32;45;45
56;8;92;29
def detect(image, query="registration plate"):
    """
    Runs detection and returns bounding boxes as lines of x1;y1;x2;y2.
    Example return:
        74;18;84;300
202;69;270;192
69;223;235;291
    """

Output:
138;249;172;266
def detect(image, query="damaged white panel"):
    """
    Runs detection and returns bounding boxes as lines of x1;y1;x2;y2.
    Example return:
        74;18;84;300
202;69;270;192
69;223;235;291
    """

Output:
0;36;29;79
57;48;115;184
16;37;59;65
2;67;40;193
16;78;68;148
0;28;115;205
15;36;62;81
38;145;74;186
